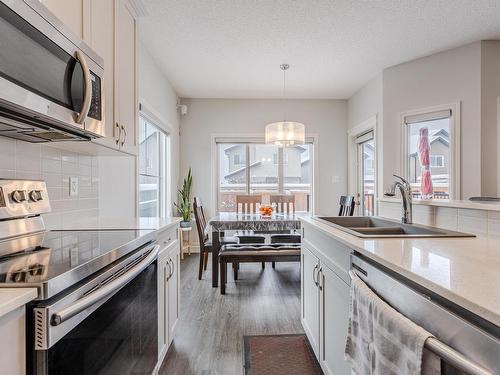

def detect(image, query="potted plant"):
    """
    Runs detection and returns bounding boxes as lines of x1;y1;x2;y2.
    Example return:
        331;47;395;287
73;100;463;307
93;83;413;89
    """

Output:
175;168;193;228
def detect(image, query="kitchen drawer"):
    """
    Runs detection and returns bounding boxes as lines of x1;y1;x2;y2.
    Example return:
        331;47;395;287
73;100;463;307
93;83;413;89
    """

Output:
158;226;178;253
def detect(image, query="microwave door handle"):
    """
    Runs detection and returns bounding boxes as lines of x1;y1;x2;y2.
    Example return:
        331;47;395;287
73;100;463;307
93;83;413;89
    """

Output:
74;50;92;124
51;244;159;326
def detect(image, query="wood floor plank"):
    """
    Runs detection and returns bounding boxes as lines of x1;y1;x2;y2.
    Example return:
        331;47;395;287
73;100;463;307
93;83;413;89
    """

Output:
159;255;303;375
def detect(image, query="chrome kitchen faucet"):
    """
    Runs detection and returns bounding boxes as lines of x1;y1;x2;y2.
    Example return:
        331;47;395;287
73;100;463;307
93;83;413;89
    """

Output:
385;174;413;224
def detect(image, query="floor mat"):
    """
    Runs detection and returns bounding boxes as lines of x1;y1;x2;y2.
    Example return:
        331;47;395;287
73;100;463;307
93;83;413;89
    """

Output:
243;334;323;375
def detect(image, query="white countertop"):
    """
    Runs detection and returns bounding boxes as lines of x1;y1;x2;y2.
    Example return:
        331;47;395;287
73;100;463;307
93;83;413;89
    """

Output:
300;216;500;327
54;216;182;231
0;288;37;318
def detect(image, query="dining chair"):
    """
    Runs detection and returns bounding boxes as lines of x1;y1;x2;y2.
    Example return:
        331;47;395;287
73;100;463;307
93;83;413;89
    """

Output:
339;195;356;216
236;195;262;214
270;194;295;214
194;197;238;280
193;197;210;280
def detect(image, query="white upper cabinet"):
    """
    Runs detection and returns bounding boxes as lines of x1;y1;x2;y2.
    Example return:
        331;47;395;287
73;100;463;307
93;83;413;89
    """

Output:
40;0;85;38
41;0;138;155
85;0;117;150
114;0;138;155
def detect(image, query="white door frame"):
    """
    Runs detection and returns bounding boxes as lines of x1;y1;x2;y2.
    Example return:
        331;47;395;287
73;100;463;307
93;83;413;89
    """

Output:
347;115;378;216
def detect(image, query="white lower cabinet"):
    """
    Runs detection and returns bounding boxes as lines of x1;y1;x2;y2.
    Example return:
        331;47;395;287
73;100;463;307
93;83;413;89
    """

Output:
0;306;26;375
157;237;180;366
301;245;320;357
301;226;352;375
319;264;351;375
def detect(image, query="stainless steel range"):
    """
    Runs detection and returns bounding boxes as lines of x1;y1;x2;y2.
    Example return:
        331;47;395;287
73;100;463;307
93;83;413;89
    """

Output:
0;179;159;375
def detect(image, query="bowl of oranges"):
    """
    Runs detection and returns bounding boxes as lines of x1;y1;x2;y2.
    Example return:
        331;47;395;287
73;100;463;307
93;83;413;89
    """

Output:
259;205;273;217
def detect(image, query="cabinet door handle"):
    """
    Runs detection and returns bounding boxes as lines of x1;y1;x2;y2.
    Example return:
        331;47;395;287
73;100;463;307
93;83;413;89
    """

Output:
169;258;175;279
120;125;127;147
318;268;323;291
312;263;319;286
165;261;171;282
115;122;121;145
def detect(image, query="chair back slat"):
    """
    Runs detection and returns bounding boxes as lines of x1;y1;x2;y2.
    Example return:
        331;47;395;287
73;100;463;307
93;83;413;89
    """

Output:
193;197;208;250
236;195;262;214
270;194;295;214
338;195;355;216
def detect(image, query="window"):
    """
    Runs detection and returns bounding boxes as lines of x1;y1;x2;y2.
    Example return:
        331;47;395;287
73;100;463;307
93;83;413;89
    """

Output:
233;154;242;165
403;108;456;199
355;130;375;216
139;114;170;217
430;155;444;167
217;140;313;213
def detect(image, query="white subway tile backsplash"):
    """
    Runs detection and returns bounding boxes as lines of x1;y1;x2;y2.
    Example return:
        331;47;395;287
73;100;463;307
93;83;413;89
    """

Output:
62;161;78;175
61;151;78;164
457;215;488;236
458;208;487;218
42;158;62;173
15;142;41;172
0;138;16;169
42;172;62;187
16;170;42;180
41;147;61;160
0;141;100;228
0;169;16;178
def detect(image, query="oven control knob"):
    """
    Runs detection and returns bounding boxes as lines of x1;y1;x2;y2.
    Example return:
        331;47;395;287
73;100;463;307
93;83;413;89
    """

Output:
11;190;27;203
29;190;42;202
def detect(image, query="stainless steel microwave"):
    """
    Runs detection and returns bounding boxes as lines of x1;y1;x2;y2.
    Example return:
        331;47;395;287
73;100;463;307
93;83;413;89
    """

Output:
0;0;104;142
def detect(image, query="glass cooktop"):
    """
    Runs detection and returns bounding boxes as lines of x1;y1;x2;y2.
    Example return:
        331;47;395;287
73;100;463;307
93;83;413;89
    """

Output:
0;229;156;298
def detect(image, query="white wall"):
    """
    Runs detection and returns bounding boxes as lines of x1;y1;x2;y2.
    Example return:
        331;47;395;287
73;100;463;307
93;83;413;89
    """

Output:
179;99;348;217
138;44;181;215
481;41;500;197
348;74;383;130
98;42;180;220
382;42;482;199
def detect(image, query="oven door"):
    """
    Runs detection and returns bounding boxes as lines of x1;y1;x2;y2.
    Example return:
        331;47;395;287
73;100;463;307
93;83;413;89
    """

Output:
28;244;159;375
0;0;104;137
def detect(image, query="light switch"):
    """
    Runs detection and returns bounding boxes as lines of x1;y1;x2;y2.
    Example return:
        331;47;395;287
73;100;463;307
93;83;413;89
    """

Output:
69;177;79;197
332;175;340;184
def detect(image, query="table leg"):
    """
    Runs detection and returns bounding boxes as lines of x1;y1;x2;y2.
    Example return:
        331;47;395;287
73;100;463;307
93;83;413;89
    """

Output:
212;230;220;287
180;229;184;260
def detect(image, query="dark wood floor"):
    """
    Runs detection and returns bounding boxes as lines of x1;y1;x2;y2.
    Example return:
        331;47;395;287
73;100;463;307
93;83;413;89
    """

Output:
159;254;303;375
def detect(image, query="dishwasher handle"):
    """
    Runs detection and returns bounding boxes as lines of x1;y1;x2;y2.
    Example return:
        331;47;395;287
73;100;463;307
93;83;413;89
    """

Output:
51;245;159;326
348;270;495;375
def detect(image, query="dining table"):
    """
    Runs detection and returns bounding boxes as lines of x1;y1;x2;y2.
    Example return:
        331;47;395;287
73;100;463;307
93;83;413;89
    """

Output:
207;212;302;287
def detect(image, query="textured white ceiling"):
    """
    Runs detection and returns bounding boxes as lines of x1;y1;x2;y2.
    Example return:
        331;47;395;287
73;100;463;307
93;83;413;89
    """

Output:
139;0;500;99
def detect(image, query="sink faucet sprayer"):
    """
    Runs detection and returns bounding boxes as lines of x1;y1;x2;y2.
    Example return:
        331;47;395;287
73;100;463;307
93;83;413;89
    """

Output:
384;174;413;224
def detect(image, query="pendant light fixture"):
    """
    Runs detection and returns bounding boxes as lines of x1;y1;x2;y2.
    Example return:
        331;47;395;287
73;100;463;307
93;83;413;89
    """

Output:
265;64;305;147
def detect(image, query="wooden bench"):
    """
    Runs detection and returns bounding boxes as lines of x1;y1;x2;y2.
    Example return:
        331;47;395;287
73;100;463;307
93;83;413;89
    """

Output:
219;243;301;294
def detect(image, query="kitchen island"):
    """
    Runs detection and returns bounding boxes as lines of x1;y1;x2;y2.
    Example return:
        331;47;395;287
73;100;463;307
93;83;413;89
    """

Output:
300;215;500;375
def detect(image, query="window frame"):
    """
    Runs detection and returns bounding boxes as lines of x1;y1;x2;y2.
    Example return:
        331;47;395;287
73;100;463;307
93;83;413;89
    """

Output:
138;111;171;218
213;135;316;214
400;103;461;199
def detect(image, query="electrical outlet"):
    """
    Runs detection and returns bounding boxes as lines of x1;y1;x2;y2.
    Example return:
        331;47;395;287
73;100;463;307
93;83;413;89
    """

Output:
69;177;79;197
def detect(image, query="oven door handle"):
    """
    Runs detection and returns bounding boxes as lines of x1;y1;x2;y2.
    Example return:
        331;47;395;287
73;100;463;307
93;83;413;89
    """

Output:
51;244;159;326
74;50;92;124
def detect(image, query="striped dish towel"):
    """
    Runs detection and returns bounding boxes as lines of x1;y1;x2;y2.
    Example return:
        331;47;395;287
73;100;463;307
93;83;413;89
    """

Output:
345;273;441;375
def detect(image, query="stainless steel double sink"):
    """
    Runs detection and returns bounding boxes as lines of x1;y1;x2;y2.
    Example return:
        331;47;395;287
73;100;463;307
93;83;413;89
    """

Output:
313;216;475;238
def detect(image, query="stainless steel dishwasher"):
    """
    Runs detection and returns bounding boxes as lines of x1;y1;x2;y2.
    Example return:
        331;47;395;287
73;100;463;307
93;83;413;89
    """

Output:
350;254;499;375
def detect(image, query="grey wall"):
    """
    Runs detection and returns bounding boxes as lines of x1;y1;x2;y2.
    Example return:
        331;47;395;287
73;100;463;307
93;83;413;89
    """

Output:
179;98;348;217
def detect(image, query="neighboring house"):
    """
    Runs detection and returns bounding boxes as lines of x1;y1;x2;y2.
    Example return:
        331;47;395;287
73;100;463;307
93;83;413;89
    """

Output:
223;144;310;184
409;129;449;184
